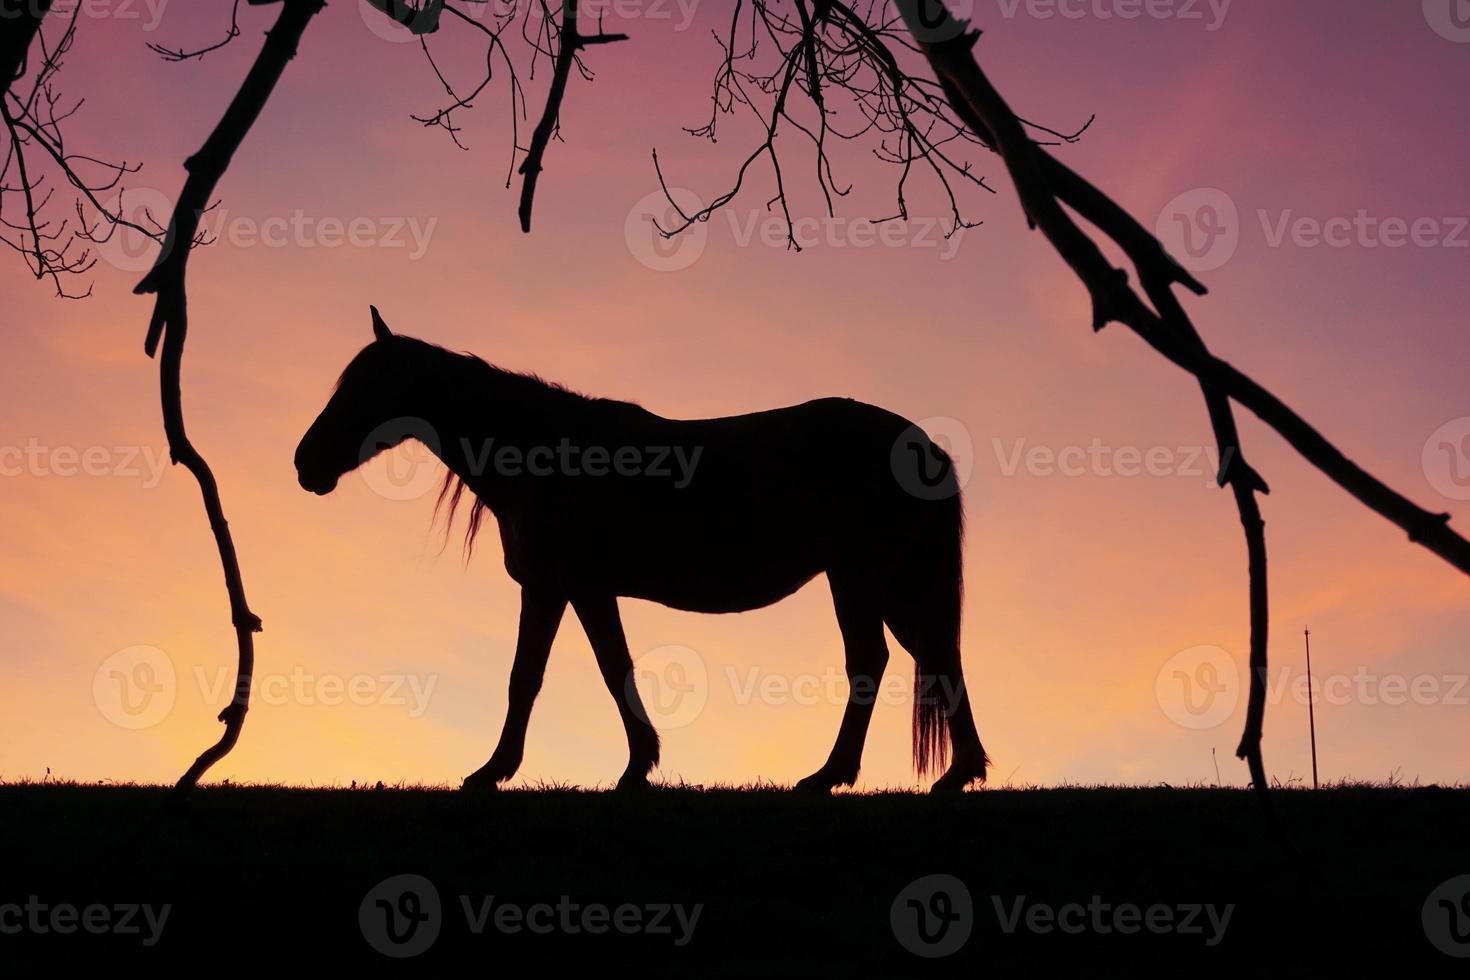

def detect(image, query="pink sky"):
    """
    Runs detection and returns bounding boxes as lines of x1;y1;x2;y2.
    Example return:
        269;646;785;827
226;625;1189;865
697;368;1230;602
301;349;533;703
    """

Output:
3;1;1468;789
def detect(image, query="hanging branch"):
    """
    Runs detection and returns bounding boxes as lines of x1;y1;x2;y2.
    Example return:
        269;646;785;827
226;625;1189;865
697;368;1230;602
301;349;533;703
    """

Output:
517;0;627;231
133;0;326;792
147;0;244;63
356;0;626;228
409;2;526;180
871;0;1462;863
3;1;166;297
650;1;1003;253
883;0;1273;846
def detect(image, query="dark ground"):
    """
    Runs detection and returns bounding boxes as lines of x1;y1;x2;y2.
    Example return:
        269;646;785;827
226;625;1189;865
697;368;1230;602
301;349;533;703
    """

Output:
2;783;1468;974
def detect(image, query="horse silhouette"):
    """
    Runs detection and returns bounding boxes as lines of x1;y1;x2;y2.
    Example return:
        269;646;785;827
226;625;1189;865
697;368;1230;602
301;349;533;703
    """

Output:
294;308;989;794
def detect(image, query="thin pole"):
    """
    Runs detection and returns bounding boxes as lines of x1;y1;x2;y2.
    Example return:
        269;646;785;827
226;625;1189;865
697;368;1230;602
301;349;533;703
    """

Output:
1304;627;1319;789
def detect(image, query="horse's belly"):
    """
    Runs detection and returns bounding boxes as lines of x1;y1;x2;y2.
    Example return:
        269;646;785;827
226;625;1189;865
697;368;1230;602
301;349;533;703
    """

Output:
581;515;830;612
624;564;823;614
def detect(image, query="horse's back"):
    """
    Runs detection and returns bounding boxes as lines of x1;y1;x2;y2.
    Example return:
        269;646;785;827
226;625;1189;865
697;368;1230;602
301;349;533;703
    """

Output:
527;396;958;610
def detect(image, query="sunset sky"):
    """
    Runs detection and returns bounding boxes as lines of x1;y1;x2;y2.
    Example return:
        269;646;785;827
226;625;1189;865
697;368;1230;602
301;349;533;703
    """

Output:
4;0;1468;790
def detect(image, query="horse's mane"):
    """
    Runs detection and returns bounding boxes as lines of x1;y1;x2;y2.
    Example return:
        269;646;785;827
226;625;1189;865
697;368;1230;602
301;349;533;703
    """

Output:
422;343;642;561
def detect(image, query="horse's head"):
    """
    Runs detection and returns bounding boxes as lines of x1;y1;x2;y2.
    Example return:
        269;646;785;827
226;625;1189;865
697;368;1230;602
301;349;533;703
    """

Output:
294;306;424;495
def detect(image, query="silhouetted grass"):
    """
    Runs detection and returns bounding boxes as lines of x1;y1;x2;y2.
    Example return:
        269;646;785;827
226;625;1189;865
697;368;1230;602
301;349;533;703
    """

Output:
2;782;1466;974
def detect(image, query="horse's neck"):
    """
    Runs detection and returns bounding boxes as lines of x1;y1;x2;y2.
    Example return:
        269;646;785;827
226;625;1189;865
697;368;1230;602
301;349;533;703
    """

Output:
416;352;575;491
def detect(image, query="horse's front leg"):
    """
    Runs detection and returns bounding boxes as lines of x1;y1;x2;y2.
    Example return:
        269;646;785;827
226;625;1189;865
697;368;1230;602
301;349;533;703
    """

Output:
571;593;661;792
795;569;888;794
463;587;566;790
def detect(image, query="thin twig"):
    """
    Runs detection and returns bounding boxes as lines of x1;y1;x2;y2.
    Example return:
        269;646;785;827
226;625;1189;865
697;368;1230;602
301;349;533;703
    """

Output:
518;0;627;231
132;0;327;791
147;0;244;62
2;0;159;296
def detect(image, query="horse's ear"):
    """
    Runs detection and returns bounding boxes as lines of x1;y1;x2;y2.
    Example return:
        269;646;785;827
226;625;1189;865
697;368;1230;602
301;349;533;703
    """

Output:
370;305;393;342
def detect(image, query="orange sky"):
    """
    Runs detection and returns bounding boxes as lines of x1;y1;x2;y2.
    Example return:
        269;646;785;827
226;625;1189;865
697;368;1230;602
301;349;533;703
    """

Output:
4;1;1468;790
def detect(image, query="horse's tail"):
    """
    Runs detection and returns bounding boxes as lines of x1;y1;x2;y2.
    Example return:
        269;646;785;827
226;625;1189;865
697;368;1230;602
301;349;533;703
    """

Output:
885;453;967;779
912;491;963;778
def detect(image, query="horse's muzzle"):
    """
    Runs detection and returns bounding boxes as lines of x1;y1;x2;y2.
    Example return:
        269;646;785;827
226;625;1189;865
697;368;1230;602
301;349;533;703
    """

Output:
297;470;339;495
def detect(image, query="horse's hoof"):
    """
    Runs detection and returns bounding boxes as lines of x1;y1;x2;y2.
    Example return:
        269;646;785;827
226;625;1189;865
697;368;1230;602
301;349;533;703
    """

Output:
793;771;846;795
929;775;969;796
615;773;652;793
929;764;985;796
461;771;502;793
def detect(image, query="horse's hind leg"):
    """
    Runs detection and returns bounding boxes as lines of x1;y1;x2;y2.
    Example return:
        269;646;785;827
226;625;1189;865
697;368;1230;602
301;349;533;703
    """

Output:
794;569;889;794
571;593;661;792
464;588;566;790
885;593;989;795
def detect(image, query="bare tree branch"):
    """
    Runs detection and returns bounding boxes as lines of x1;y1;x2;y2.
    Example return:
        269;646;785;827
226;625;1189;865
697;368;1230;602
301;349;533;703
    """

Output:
147;0;244;62
517;0;627;231
2;1;165;297
856;0;1455;868
410;1;526;176
132;0;327;792
651;0;998;252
